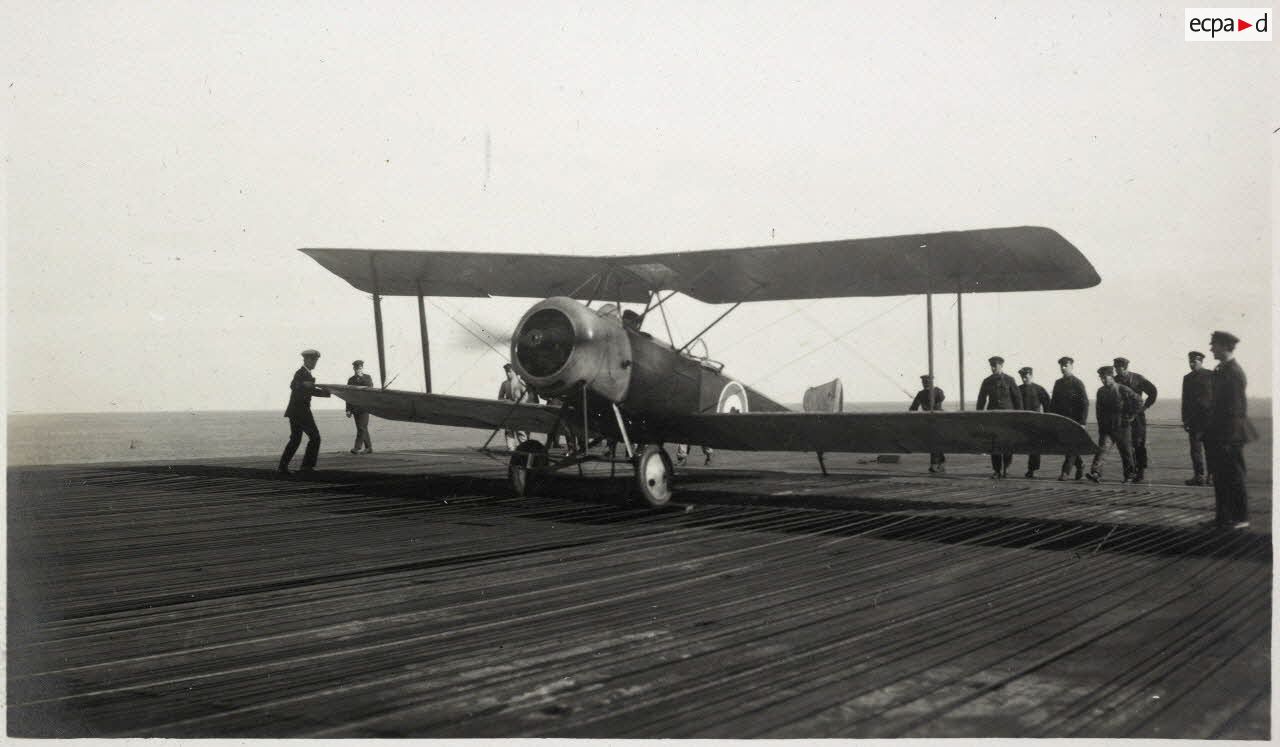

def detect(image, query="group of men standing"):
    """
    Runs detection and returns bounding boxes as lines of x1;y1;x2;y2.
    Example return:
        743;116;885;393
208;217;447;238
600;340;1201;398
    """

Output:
969;355;1085;481
912;329;1255;530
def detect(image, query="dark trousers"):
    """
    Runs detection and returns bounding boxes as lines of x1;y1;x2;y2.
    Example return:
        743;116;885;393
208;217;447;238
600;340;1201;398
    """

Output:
1025;454;1041;472
1090;429;1134;480
1187;429;1208;477
1130;413;1148;471
930;453;946;466
281;412;321;470
990;453;1012;474
1060;454;1084;476
1206;441;1248;524
352;412;372;452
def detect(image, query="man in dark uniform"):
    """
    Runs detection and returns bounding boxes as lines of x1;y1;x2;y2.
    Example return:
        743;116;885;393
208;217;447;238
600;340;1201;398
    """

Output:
1181;350;1214;486
976;356;1022;478
1112;357;1158;484
346;359;375;454
1204;331;1256;530
909;373;946;473
279;349;330;475
1017;366;1051;478
1049;356;1089;481
1085;365;1140;483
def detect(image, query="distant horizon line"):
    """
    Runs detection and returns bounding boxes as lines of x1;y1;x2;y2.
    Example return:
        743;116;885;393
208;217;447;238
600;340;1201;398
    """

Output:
9;397;1274;418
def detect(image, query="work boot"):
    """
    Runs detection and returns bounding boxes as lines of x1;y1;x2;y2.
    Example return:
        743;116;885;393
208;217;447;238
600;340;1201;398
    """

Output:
1025;470;1036;479
1185;475;1206;486
704;453;713;466
934;464;945;474
990;471;1001;480
1085;471;1101;483
1132;471;1145;484
1058;472;1069;481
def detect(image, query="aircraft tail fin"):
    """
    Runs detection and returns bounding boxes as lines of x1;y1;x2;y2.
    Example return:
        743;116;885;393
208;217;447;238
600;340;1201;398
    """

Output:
802;378;844;413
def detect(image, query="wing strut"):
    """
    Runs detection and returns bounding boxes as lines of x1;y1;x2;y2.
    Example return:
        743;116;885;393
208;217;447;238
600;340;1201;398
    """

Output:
926;292;936;412
370;254;388;387
416;279;432;393
957;291;966;410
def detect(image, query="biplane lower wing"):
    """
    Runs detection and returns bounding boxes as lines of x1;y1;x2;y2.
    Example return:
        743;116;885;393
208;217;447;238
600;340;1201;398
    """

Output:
648;411;1096;455
322;385;561;434
324;386;1095;456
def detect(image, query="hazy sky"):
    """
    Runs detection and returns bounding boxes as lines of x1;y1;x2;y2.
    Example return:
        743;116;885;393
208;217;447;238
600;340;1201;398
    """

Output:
4;1;1274;414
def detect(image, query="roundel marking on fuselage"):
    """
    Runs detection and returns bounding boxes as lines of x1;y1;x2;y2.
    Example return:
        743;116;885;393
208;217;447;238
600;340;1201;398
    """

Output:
717;381;749;414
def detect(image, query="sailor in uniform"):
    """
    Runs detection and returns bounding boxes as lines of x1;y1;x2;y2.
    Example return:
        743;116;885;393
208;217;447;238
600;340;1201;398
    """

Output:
976;356;1022;478
1204;331;1256;530
1085;365;1140;483
346;359;374;454
1049;356;1089;480
1112;357;1158;484
1017;367;1051;478
908;374;946;473
279;349;330;475
1181;350;1214;486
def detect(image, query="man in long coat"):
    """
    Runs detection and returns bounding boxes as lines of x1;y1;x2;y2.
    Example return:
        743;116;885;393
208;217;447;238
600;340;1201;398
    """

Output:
976;356;1022;478
1204;331;1256;530
1049;356;1089;480
1181;350;1214;486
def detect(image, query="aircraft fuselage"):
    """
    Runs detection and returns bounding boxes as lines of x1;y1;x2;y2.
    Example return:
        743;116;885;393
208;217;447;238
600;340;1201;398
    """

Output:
510;297;786;441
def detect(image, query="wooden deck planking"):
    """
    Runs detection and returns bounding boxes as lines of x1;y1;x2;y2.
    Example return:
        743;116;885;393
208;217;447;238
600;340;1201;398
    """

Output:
7;449;1271;738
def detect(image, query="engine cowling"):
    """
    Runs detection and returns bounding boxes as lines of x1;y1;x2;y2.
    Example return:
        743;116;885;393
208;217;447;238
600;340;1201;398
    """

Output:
510;297;633;402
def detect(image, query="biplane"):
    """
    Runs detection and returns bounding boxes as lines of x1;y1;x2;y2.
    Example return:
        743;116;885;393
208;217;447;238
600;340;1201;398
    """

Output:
302;226;1100;507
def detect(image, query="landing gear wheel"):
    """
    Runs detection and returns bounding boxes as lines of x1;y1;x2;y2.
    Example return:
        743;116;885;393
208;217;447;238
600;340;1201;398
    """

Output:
634;444;674;508
508;440;548;497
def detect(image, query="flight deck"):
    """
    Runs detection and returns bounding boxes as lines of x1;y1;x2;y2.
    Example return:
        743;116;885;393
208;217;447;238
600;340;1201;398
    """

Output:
7;449;1271;738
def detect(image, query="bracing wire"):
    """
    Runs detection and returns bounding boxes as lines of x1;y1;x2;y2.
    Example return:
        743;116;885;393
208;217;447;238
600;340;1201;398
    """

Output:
442;348;498;395
415;298;512;394
427;299;508;359
746;296;919;392
715;299;824;353
795;305;916;398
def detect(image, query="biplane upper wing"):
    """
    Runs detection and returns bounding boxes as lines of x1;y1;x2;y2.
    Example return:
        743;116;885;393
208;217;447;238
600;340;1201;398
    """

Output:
322;385;561;434
644;411;1097;455
301;226;1098;304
